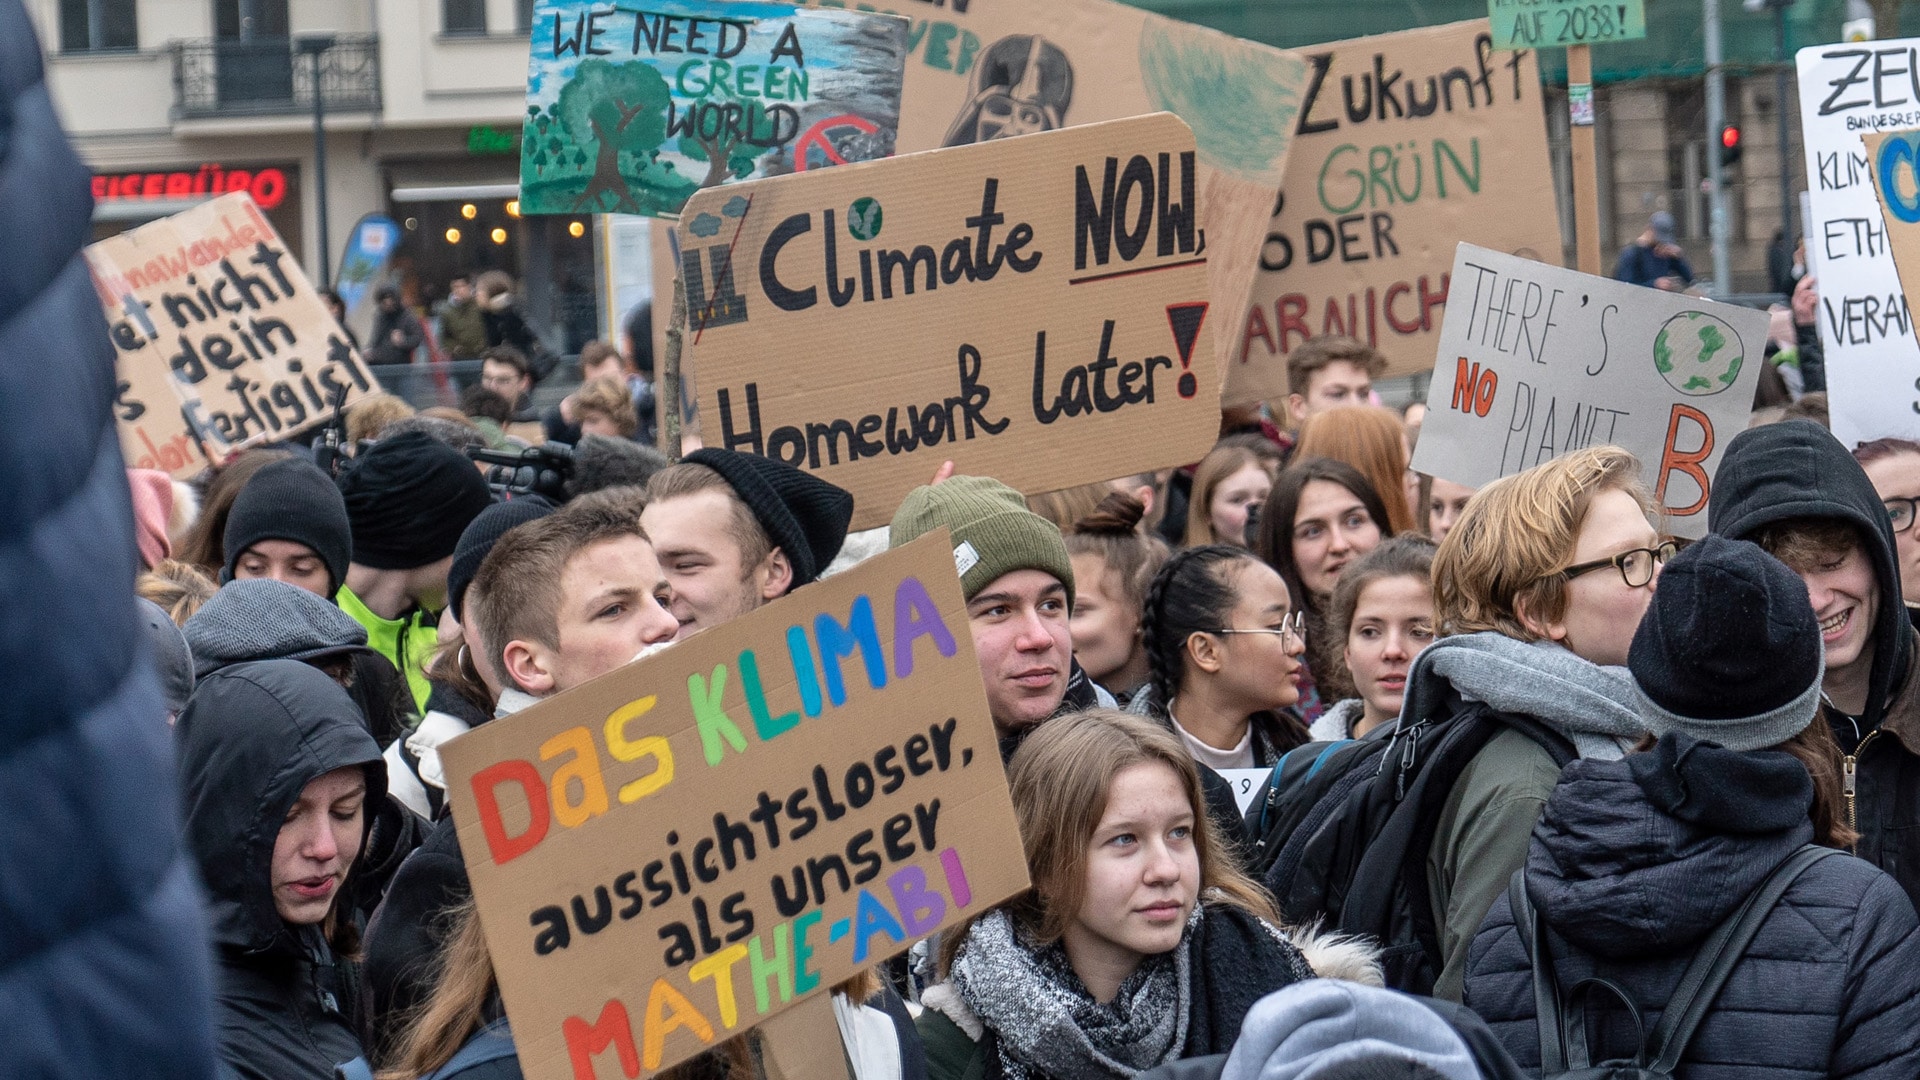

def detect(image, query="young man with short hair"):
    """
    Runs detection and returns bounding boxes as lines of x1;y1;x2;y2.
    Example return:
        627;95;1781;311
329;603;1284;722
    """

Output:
640;449;854;640
222;456;352;599
335;430;493;710
479;345;536;421
438;275;487;362
1286;335;1387;428
1711;418;1920;910
889;475;1113;742
545;339;635;445
466;498;679;708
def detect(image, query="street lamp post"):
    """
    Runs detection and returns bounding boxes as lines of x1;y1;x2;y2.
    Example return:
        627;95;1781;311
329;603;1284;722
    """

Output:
297;33;337;289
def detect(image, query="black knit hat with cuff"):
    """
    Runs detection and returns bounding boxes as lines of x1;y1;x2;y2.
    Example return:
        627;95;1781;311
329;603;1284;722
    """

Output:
682;448;854;588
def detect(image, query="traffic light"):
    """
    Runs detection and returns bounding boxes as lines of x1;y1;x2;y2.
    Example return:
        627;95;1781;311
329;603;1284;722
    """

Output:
1720;124;1743;168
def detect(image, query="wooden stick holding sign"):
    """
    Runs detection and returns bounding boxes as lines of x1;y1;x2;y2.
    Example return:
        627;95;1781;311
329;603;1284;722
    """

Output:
438;533;1029;1080
1410;244;1768;537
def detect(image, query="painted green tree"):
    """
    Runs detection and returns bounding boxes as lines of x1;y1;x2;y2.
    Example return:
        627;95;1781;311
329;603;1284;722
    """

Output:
555;58;673;213
677;82;768;189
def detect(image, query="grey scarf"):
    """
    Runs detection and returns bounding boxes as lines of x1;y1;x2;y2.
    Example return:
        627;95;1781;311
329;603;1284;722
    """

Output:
1396;631;1646;760
950;906;1198;1080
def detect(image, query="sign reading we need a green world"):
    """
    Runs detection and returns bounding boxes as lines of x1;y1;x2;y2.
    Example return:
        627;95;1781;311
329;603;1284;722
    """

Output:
1489;0;1645;49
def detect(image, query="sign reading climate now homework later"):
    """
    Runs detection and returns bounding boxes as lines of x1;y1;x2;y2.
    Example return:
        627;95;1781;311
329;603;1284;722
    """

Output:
1488;0;1645;49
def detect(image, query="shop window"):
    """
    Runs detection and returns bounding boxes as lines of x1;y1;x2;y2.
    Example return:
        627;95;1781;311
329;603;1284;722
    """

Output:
444;0;486;34
59;0;137;52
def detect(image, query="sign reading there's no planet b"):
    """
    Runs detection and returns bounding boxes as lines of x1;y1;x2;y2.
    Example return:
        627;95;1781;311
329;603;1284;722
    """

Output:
676;114;1223;532
1410;244;1768;537
521;0;908;218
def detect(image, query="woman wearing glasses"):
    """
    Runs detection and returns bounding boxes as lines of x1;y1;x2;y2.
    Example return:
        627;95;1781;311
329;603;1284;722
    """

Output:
1853;438;1920;629
1128;545;1311;847
1401;445;1672;1002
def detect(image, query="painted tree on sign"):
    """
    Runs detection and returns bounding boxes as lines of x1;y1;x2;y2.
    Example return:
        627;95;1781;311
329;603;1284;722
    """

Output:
677;83;770;189
555;58;673;213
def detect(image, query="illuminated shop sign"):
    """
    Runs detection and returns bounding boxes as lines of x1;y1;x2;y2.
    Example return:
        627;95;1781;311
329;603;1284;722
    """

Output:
92;164;290;210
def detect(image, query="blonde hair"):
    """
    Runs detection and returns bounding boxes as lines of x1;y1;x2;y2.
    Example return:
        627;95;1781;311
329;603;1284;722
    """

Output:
575;375;639;438
1433;446;1652;640
346;393;417;446
1027;481;1113;532
939;709;1276;976
1295;405;1416;534
1185;445;1264;548
136;559;218;624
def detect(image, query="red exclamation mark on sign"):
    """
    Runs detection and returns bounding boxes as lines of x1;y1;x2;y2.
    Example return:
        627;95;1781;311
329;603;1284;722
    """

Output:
1166;302;1209;399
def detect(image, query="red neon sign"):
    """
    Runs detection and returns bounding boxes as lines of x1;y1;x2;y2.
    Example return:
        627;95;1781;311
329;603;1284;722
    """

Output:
92;164;289;210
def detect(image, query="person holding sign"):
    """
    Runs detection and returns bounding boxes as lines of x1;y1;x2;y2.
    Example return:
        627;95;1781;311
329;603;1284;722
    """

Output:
1309;536;1438;743
1711;421;1920;912
642;449;856;642
916;710;1373;1079
176;660;386;1080
1613;212;1694;293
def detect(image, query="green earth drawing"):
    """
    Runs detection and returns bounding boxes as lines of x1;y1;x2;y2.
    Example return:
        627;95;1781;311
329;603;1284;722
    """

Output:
1653;311;1744;396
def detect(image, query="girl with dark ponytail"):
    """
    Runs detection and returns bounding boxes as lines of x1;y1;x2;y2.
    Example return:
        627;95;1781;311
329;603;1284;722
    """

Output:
1128;545;1310;842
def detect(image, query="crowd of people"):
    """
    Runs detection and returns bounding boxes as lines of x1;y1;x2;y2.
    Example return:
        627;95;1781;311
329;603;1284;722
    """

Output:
58;311;1919;1080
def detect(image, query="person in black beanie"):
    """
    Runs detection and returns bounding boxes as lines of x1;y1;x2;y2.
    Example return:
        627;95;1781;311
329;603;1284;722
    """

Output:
223;457;352;599
641;448;854;640
1463;534;1920;1078
335;429;493;711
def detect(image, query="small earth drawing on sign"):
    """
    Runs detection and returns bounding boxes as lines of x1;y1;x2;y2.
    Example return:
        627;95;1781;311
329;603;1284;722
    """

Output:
848;197;883;241
1653;311;1744;396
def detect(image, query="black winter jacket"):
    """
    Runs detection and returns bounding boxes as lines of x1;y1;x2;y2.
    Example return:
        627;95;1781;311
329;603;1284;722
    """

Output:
1;4;221;1071
178;660;388;1080
1464;734;1920;1078
1710;419;1920;911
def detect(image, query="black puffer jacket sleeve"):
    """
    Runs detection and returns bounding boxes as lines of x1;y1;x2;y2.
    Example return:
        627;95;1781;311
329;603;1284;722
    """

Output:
1831;870;1920;1079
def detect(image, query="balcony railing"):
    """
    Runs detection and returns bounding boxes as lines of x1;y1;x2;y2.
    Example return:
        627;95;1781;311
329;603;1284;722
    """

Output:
170;34;380;120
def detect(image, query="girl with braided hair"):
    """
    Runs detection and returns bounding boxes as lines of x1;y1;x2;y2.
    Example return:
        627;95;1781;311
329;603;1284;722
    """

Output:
1126;545;1310;847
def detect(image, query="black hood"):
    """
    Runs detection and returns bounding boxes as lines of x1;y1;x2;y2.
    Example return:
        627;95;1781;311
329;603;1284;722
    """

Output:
176;659;385;956
1708;419;1911;727
1527;733;1815;960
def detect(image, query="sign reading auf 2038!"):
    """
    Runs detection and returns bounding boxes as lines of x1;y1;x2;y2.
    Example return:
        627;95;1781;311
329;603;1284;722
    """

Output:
1488;0;1645;49
676;113;1223;531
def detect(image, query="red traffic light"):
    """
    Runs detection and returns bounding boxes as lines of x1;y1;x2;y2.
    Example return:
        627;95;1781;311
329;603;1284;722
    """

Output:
1721;125;1742;149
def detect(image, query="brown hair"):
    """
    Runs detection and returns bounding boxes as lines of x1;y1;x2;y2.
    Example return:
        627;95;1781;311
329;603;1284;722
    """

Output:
136;559;218;624
645;462;772;570
1853;437;1920;467
425;628;494;718
1185;444;1265;548
1285;335;1387;398
1328;534;1437;650
579;339;624;372
1295;405;1417;534
468;499;649;689
1253;457;1396;619
1433;445;1652;640
938;709;1277;977
481;345;531;379
1027;482;1113;532
1780;392;1829;429
1067;493;1170;614
575;375;639;438
174;448;293;574
346;393;417;446
1747;517;1861;573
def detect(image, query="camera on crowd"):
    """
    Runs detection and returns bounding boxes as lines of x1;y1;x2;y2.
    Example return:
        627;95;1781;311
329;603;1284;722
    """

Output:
467;442;575;503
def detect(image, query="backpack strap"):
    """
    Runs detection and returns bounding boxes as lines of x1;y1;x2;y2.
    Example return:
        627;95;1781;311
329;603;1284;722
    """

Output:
1508;871;1568;1074
425;1017;519;1079
1644;845;1840;1072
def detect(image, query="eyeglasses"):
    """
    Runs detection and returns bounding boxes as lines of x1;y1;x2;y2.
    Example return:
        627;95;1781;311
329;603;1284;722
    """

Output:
1886;498;1918;535
1210;611;1307;647
1559;540;1678;588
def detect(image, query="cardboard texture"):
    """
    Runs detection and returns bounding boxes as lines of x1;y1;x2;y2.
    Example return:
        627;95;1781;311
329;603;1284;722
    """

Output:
1861;129;1920;437
673;114;1222;531
803;0;1308;403
1409;243;1767;537
758;995;852;1080
1488;0;1645;49
522;0;909;219
85;191;379;479
439;533;1029;1080
1238;21;1561;389
1796;40;1920;445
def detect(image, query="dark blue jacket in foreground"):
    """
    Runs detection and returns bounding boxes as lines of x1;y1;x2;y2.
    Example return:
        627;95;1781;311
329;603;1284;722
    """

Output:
1464;735;1920;1079
0;2;219;1074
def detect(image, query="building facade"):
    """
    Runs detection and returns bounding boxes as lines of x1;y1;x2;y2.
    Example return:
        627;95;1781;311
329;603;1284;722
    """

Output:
31;0;599;352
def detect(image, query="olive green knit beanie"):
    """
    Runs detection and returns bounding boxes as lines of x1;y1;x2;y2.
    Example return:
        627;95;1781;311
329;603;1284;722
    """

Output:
888;476;1075;605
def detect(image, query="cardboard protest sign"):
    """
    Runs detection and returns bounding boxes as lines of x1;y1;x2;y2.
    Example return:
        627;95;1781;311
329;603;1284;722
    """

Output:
1796;40;1920;445
1239;21;1560;389
1410;244;1767;537
1488;0;1645;49
439;533;1028;1080
1861;129;1920;418
522;0;908;218
85;192;378;479
674;114;1221;531
804;0;1307;403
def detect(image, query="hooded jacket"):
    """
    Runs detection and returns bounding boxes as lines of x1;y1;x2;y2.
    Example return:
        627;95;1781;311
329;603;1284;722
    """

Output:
1463;734;1920;1078
177;660;386;1080
1709;419;1920;909
1;3;220;1071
